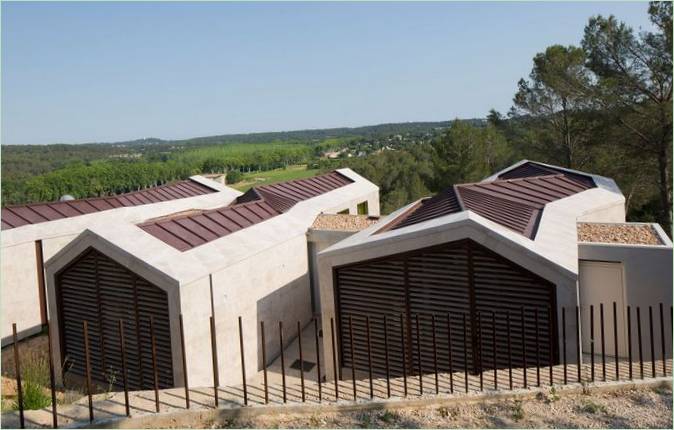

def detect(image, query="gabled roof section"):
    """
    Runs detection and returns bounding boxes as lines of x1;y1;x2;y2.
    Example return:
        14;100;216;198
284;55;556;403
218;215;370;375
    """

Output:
138;171;354;251
1;179;218;231
382;172;595;239
495;161;596;188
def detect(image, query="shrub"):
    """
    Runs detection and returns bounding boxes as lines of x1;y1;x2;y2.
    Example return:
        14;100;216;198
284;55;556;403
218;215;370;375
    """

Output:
580;399;607;414
13;353;51;410
511;400;525;421
225;170;243;184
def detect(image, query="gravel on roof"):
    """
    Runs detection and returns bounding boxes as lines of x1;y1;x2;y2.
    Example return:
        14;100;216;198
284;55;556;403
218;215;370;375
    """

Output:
577;223;663;245
311;214;380;231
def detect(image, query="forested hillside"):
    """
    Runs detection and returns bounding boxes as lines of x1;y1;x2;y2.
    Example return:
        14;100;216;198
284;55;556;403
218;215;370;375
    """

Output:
1;3;670;234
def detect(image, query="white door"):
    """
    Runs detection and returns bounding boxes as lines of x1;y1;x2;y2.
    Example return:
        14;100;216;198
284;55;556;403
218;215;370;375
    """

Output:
579;261;628;358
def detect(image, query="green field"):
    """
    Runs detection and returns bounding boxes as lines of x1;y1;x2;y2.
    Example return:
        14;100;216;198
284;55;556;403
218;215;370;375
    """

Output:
230;165;320;192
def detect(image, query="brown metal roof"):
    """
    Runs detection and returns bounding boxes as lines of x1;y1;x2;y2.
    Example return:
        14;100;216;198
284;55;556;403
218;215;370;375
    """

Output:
382;170;596;238
138;171;354;251
497;161;595;189
1;179;218;231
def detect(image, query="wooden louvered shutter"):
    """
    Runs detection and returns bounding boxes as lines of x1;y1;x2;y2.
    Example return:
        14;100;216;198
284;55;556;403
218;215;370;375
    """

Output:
57;248;174;390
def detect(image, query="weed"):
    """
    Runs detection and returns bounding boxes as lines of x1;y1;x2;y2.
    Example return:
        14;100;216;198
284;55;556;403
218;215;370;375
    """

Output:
220;417;238;428
546;386;561;403
309;414;326;427
437;406;450;418
581;382;591;395
580;399;607;414
359;413;373;428
13;352;51;411
379;410;398;424
511;400;525;422
652;382;671;396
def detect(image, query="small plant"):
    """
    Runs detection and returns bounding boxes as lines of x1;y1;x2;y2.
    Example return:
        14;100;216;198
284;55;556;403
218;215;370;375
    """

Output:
546;386;560;403
511;400;525;422
581;382;591;395
13;352;51;410
437;406;450;418
104;367;118;398
580;399;607;414
360;413;373;428
379;410;397;424
309;414;325;427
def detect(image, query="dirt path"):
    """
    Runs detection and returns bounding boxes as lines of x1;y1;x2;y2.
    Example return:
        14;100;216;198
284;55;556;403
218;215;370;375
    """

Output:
192;384;672;429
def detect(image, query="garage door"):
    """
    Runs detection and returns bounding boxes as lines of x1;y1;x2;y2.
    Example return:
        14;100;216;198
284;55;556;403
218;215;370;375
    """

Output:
334;239;557;377
56;248;174;390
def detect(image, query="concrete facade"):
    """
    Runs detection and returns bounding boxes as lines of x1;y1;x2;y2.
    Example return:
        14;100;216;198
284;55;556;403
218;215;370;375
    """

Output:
1;176;238;346
44;169;380;388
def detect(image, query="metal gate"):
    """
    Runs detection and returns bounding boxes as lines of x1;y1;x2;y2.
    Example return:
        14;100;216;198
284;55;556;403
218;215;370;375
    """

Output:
334;239;558;377
56;248;174;390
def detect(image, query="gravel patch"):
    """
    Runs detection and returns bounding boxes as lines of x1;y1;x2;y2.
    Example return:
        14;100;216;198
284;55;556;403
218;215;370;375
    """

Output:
577;223;662;245
311;214;380;231
192;385;671;429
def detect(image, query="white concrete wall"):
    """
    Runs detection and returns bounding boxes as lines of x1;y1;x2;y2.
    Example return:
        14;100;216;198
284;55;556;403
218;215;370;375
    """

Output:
578;237;673;361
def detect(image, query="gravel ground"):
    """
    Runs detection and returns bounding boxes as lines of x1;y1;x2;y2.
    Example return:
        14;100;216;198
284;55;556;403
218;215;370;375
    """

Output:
193;384;672;429
577;223;662;245
311;214;380;231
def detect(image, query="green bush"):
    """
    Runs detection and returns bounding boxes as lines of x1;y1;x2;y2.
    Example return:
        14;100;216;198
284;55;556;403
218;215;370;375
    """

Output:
225;170;243;184
13;353;51;410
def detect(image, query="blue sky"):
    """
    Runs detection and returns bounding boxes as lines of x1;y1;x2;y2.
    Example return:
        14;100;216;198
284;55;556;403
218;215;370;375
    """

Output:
2;1;653;145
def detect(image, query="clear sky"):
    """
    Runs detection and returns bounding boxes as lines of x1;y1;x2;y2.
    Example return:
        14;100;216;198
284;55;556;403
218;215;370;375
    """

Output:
1;1;654;145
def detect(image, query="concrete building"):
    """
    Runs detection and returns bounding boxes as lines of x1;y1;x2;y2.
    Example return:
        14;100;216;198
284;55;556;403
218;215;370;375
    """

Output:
317;161;672;382
1;176;237;345
44;169;379;389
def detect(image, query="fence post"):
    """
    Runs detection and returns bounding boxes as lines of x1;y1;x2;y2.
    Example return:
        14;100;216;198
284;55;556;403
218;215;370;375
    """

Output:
548;306;553;386
613;302;619;381
477;311;483;391
279;321;287;403
12;323;25;429
260;321;268;404
562;307;567;385
415;314;423;395
365;316;373;399
462;313;468;393
82;321;94;423
179;315;190;409
535;308;540;387
46;321;58;427
118;320;130;417
314;318;322;403
330;318;338;401
637;307;644;379
431;315;439;394
210;316;219;407
239;317;248;406
600;303;606;381
576;306;581;383
149;316;160;413
649;307;655;378
627;306;633;380
446;313;454;394
520;307;527;389
348;316;357;401
590;305;595;382
660;303;667;377
400;313;408;397
491;311;497;391
297;321;305;402
383;315;391;398
506;311;513;390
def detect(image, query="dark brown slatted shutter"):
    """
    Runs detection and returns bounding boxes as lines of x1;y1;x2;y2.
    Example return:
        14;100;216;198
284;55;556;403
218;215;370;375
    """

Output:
334;239;557;378
57;248;174;390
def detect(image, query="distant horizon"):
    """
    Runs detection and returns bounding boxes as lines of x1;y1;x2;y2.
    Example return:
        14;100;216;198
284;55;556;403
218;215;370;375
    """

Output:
2;2;653;145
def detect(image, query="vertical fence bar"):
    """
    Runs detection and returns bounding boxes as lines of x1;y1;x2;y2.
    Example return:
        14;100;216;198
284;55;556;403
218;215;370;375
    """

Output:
239;317;248;406
637;307;644;379
590;305;595;382
600;303;606;382
279;321;287;403
365;316;373;399
506;311;513;390
477;312;483;391
613;302;619;381
297;321;305;403
446;314;454;394
660;303;667;376
383;315;391;398
46;321;58;428
12;324;25;429
463;313;469;393
179;315;190;409
649;307;655;378
400;313;408;397
562;307;567;384
520;307;527;389
431;315;439;394
330;318;338;401
260;321;268;404
149;316;160;413
491;311;497;390
576;306;581;383
535;308;540;387
627;306;633;380
548;306;553;386
82;321;94;423
348;316;357;400
118;320;130;416
415;314;423;395
210;316;219;407
314;318;322;403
